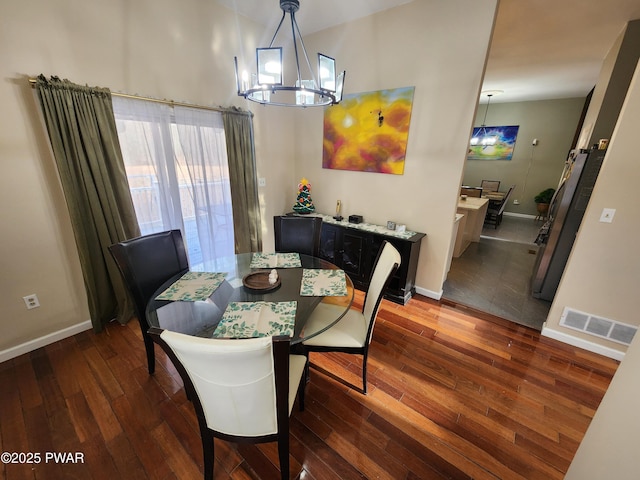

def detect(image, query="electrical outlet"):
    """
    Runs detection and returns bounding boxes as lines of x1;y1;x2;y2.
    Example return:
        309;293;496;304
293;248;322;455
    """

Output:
513;199;520;205
599;208;616;223
23;294;40;309
258;177;266;187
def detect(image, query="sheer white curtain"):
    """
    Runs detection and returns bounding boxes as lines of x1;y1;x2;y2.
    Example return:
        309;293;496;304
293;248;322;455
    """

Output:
112;97;235;270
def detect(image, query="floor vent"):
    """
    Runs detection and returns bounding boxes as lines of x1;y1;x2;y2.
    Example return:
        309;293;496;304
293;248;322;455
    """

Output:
560;307;637;346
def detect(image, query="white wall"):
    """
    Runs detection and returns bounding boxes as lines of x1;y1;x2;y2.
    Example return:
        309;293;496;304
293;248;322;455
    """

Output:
543;59;640;357
0;0;498;356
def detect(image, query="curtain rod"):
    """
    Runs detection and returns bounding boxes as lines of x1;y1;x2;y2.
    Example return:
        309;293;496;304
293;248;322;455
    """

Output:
28;77;240;115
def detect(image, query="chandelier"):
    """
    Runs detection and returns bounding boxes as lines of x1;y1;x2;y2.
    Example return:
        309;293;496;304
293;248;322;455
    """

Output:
470;90;503;146
234;0;346;107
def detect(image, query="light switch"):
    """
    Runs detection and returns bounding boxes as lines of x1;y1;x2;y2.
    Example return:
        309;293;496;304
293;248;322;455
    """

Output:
599;208;616;223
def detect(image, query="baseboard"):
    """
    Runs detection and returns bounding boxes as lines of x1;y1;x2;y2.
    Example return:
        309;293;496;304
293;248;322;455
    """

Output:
541;323;626;361
503;212;536;219
0;320;93;364
415;285;442;301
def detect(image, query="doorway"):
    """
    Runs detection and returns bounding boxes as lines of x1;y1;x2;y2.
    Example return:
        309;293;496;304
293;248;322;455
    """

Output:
442;215;551;330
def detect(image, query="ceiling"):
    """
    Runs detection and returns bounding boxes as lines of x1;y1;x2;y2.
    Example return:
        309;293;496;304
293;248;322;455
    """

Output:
218;0;640;104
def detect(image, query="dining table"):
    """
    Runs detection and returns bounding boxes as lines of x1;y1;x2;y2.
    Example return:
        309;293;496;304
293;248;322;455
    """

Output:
145;252;355;345
483;191;506;202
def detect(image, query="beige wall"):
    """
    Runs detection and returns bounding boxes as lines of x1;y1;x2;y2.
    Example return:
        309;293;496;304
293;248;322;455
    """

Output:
576;25;625;150
290;1;499;298
543;59;640;357
565;323;640;478
463;98;585;216
0;0;498;356
586;20;640;148
0;0;285;354
253;106;296;252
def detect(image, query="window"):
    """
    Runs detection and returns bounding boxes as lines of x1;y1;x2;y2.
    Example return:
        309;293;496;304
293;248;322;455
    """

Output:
113;97;235;270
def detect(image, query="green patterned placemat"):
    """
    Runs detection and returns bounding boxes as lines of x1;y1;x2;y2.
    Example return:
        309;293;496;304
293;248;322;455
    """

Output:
250;252;302;268
300;269;347;296
155;272;227;302
213;301;297;338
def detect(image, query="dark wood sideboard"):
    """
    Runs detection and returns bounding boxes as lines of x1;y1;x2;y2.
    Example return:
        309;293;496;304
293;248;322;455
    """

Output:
316;218;426;305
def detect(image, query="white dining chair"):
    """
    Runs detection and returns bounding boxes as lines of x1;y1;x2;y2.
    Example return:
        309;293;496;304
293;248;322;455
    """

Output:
152;330;307;480
302;240;401;394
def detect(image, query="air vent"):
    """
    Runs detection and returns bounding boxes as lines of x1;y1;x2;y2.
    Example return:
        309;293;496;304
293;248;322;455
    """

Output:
560;307;637;346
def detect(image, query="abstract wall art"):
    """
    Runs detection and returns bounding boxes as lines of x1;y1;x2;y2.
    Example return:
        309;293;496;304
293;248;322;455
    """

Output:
322;87;415;175
468;125;519;160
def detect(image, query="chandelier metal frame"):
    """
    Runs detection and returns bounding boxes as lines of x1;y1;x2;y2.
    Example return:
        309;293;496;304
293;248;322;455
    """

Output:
234;0;346;107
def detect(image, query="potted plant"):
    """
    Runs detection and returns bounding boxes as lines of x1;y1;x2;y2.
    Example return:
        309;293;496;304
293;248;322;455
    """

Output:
534;188;555;218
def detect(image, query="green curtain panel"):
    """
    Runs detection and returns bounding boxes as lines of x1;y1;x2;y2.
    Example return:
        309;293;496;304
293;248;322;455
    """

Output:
222;108;262;253
34;75;140;332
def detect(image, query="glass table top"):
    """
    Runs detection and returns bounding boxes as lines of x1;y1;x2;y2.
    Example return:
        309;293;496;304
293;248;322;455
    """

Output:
146;253;354;345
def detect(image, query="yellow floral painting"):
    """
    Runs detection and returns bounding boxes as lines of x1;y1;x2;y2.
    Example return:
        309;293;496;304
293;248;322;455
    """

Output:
322;87;414;175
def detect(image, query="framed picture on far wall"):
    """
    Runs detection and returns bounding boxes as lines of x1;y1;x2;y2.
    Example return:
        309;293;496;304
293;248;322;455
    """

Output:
468;125;519;160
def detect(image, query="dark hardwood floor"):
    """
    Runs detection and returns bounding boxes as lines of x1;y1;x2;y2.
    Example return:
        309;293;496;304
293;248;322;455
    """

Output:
1;292;619;479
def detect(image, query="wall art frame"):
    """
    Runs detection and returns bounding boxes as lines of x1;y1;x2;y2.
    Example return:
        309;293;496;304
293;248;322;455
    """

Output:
322;86;415;174
468;125;519;161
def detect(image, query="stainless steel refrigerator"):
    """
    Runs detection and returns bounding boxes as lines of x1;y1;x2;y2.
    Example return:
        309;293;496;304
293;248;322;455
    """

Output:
531;148;606;301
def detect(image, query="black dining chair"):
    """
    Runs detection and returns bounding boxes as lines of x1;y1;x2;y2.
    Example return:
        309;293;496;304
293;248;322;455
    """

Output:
273;215;323;257
109;229;189;374
150;330;307;480
485;185;515;228
301;240;400;394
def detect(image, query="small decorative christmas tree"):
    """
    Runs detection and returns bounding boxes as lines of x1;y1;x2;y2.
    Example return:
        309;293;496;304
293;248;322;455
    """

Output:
292;177;315;214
